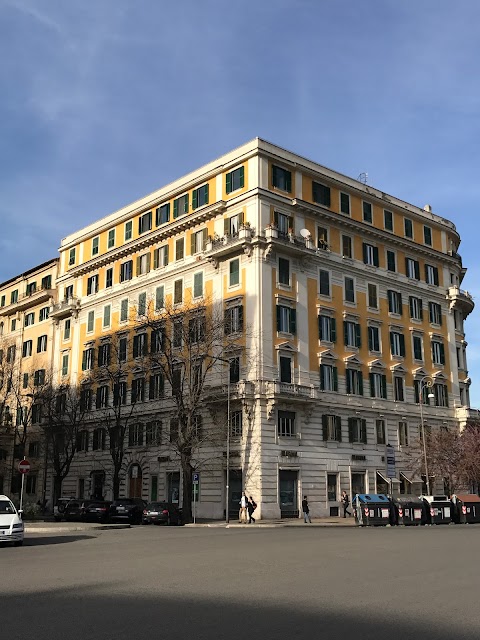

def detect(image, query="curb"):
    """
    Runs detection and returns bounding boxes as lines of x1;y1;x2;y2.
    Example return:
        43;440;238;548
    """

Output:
25;524;131;534
184;522;356;529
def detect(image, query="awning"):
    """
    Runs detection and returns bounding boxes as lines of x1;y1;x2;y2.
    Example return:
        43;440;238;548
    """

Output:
377;470;400;485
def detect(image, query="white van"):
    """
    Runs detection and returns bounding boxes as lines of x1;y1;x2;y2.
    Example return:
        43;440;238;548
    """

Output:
0;495;24;546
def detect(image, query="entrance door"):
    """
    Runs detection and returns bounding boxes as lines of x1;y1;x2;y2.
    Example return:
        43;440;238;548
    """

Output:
228;470;242;518
167;471;180;504
129;464;142;498
279;470;298;518
91;472;105;499
351;472;366;498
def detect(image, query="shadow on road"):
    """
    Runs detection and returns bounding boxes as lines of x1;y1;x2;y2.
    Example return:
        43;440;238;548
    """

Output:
21;535;96;547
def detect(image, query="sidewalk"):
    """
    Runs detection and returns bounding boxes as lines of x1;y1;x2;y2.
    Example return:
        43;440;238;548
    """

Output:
24;521;131;534
185;516;357;528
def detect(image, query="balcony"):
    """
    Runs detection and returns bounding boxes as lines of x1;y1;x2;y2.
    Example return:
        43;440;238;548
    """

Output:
262;380;318;399
203;381;255;402
203;226;254;262
0;288;54;316
263;226;329;259
49;297;81;320
447;286;474;317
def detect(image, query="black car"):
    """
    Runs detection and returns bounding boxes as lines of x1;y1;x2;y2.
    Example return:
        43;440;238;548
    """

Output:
64;500;94;521
142;502;183;526
83;501;112;523
109;498;146;524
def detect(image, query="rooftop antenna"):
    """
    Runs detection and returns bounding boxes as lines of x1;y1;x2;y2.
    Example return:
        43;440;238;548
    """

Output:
358;172;368;184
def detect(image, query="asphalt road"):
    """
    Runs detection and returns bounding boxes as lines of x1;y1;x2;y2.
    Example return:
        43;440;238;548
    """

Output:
1;525;479;640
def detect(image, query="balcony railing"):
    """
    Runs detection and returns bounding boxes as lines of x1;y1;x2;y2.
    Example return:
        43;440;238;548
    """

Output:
49;297;81;320
203;226;254;259
0;287;54;316
447;286;474;317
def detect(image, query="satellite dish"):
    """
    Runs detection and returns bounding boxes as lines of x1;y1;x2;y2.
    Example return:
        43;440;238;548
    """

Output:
299;228;311;238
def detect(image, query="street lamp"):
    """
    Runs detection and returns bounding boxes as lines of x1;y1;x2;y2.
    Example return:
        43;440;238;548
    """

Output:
418;376;436;495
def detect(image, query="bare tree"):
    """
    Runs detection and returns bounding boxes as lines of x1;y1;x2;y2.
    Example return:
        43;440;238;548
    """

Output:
0;338;16;486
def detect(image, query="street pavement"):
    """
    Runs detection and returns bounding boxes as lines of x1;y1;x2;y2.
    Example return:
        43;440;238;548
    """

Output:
1;524;480;639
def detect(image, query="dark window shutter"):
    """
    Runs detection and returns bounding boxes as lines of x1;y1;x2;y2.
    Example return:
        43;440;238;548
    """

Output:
343;321;348;346
415;261;420;280
331;318;336;343
440;343;445;364
322;414;328;440
419;300;423;320
239;166;245;188
204;184;209;204
333;367;338;392
361;419;367;444
424;264;429;282
224;309;231;335
434;267;439;286
373;246;379;267
348;418;354;442
82;351;87;371
290;308;296;335
362;243;368;264
368;327;373;351
358;372;364;396
96;388;102;409
192;189;198;210
335;416;342;442
285;170;292;192
320;365;325;391
398;293;403;316
405;257;410;276
318;316;322;340
444;385;449;407
224;218;230;235
238;305;244;331
190;232;196;255
153;250;158;270
370;373;375;397
355;323;361;348
148;377;154;400
238;211;245;226
389;332;394;354
226;172;232;194
382;375;387;399
173;199;178;219
399;334;406;357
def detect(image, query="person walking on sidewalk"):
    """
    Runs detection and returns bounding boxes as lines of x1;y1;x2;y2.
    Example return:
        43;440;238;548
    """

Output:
341;490;351;518
239;491;248;523
247;496;257;524
302;496;311;523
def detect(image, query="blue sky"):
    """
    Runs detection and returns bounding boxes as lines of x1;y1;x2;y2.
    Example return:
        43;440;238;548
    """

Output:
1;0;480;403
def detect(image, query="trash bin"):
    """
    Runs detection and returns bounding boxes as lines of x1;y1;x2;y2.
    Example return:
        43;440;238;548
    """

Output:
354;494;392;526
391;497;427;526
451;495;480;524
420;495;452;525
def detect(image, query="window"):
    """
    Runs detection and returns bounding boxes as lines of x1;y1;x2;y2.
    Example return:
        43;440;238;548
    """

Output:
384;210;393;231
340;192;350;215
276;305;296;334
7;345;16;362
92;428;106;451
224;305;244;334
149;374;164;400
173;194;189;218
229;259;240;287
34;369;45;386
429;302;442;325
131;378;146;403
137;252;151;276
113;382;127;406
368;326;380;352
120;260;133;282
319;270;330;296
362;201;373;223
318;315;336;342
405;257;420;280
65;285;73;300
11;289;19;304
229;357;240;384
92;236;99;256
175;238;185;261
129;423;144;447
322;415;342;442
139;211;152;234
386;250;396;272
316;227;328;249
98;343;111;367
414;380;432;405
272;165;292;192
11;319;16;331
68;248;76;266
191;229;207;254
278;410;295;437
279;356;292;383
0;295;4;307
108;229;115;249
156;203;170;226
425;264;439;286
388;290;402;315
87;275;99;295
26;282;36;296
26;475;37;494
105;268;113;288
22;340;33;358
146;421;161;446
61;353;69;377
367;283;378;309
37;335;47;353
87;311;94;333
96;385;109;409
432;340;445;365
120;299;128;322
192;184;209;209
394;376;405;402
274;211;292;237
173;279;183;304
24;313;34;327
169;419;179;443
320;364;338;391
278;258;290;286
173;321;183;348
226;213;243;236
409;296;423;321
125;221;133;241
133;333;147;358
77;430;89;452
82;348;94;371
327;474;338;501
346;369;363;395
342;235;352;258
370;372;387;399
103;305;111;328
226;166;245;193
153;245;169;268
376;419;386;445
344;321;361;348
155;286;164;312
398;421;409;446
172;366;182;396
424;226;432;246
312;181;331;207
348;417;367;444
230;410;243;438
22;372;29;388
390;331;405;357
413;335;423;361
32;404;42;424
404;218;413;239
189;315;205;344
433;383;449;407
39;306;49;321
363;243;379;266
344;277;355;303
193;272;203;298
137;293;147;317
151;327;165;354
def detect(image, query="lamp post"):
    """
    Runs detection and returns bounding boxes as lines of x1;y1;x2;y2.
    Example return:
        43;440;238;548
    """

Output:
418;376;435;495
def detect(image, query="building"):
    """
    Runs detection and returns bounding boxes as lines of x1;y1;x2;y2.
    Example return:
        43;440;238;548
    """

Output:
0;139;475;518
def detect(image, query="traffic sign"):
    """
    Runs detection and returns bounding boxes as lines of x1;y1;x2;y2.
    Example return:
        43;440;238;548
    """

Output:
18;459;31;475
193;473;199;484
385;445;396;479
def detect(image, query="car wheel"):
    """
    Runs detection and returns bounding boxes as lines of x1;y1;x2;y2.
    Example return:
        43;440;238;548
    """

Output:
14;541;23;547
54;516;61;522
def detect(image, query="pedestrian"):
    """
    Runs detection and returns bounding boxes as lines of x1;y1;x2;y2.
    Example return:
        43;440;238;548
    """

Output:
302;495;311;523
247;496;257;524
341;490;351;518
239;491;248;523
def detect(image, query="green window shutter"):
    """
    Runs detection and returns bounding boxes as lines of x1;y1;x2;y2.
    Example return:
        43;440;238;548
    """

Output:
146;254;151;272
153;249;159;270
192;189;198;210
238;305;244;331
288;216;294;230
335;416;342;442
274;211;279;227
370;373;375;397
322;414;328;440
348;418;354;442
184;194;189;213
239;166;245;188
81;351;86;371
318;316;322;340
434;267;439;285
440;343;445;364
135;256;140;276
399;334;406;357
358;372;364;396
343;321;348;346
331;317;336;343
226;172;232;194
355;323;361;348
373;247;379;267
202;228;208;249
204;184;209;205
363;243;368;264
320;365;325;391
444;385;449;407
361;420;367;444
224;309;231;335
173;199;178;219
224;218;230;235
368;327;373;351
276;306;281;331
164;246;169;266
404;257;409;276
398;293;403;316
238;211;245;225
382;375;387;399
389;332;394;354
290;308;296;334
333;367;338;392
190;232;196;255
346;370;351;394
415;261;420;280
419;300;423;320
285;171;292;192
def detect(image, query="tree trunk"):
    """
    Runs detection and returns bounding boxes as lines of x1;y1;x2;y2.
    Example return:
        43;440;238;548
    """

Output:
181;454;193;523
53;475;63;503
113;467;121;500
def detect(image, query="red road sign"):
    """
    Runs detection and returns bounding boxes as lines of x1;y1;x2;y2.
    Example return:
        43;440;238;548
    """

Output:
18;459;31;474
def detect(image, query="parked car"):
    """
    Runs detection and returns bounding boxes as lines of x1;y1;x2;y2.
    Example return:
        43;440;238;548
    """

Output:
109;498;146;524
0;494;24;546
64;500;94;521
53;497;77;522
142;502;183;526
83;501;112;523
